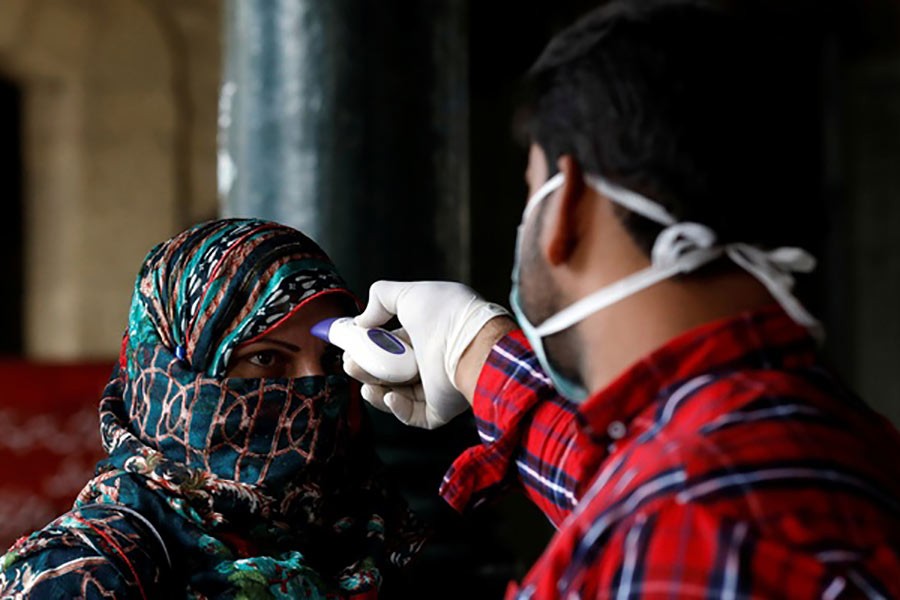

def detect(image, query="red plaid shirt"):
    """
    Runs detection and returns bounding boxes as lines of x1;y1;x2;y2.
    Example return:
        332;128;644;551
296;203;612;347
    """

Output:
441;305;900;599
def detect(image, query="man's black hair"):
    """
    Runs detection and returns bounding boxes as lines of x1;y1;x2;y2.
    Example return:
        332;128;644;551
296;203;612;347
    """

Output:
526;0;821;255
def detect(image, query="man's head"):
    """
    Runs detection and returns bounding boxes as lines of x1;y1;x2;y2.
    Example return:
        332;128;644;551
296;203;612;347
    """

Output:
525;0;811;254
513;0;821;398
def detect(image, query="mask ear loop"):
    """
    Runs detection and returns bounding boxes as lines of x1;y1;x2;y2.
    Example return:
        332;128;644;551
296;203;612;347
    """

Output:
522;173;567;222
537;174;824;341
535;222;723;337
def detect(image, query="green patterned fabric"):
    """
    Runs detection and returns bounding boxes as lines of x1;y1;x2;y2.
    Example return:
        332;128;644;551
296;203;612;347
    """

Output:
0;219;424;599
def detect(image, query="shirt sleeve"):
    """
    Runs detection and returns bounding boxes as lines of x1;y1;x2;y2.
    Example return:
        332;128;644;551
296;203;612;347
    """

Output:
440;330;600;527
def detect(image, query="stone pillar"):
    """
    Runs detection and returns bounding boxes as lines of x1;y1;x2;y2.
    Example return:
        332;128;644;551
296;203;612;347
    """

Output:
219;4;526;597
219;0;469;292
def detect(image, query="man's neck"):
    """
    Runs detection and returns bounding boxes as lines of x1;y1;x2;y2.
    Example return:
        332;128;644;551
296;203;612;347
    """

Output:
579;270;776;395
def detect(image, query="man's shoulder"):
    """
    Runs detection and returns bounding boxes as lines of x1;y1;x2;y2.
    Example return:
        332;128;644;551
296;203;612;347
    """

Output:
644;363;890;454
635;364;900;493
570;362;900;549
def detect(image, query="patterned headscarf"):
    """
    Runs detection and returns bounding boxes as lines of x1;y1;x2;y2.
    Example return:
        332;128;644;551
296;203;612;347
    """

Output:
1;219;424;599
125;218;353;377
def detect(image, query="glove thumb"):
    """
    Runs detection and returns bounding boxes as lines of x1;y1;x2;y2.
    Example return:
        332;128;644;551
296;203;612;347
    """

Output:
356;280;407;328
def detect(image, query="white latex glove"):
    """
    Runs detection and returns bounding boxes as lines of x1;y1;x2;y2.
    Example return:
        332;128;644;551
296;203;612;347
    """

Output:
346;280;509;429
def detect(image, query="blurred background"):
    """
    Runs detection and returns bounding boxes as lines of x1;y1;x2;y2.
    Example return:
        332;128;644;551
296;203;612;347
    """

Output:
0;0;899;597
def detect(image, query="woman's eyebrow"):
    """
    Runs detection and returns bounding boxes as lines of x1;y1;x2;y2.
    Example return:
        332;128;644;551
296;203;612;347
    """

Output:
253;338;301;352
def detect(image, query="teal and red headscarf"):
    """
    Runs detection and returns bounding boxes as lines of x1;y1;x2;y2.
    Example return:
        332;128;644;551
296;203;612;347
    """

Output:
1;219;424;599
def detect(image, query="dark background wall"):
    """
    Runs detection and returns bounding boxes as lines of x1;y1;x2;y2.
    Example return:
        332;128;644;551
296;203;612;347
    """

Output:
836;0;900;425
0;77;22;356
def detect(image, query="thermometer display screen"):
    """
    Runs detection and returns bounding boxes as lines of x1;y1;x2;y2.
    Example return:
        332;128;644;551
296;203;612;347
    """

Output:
366;329;406;355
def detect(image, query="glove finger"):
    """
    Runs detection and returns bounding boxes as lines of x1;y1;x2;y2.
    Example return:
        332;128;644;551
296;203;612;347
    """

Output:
385;389;444;430
343;353;386;385
360;383;391;413
355;281;407;328
382;390;417;426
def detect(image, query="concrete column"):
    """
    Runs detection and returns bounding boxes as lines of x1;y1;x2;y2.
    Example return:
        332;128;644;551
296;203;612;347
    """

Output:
220;4;509;597
219;0;469;292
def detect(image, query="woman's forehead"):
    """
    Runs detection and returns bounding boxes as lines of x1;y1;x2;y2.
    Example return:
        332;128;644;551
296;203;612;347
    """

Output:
251;292;355;343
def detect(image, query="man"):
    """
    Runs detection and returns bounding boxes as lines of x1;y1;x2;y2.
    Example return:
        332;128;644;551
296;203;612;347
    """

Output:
347;1;900;597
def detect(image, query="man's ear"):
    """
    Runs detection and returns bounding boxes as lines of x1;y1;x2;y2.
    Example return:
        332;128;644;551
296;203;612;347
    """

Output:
545;154;586;266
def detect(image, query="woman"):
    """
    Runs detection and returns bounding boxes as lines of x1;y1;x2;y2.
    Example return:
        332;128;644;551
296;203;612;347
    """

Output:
0;219;424;599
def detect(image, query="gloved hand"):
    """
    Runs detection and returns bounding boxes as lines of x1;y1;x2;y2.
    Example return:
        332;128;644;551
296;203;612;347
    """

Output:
346;281;509;429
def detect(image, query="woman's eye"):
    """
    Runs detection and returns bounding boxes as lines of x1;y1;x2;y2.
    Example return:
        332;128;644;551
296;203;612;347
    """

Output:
248;351;281;368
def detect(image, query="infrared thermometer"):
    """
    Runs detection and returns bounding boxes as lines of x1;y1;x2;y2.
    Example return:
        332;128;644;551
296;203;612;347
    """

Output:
311;317;418;384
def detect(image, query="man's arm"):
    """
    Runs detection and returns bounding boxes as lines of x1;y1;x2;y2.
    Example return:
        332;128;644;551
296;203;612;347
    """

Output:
453;315;517;402
443;328;592;525
348;281;593;523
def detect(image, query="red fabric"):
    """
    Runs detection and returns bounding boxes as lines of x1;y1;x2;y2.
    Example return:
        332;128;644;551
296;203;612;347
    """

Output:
442;305;900;599
0;360;112;549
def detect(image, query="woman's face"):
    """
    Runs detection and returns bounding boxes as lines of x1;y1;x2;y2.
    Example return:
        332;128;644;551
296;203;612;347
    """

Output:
225;294;350;379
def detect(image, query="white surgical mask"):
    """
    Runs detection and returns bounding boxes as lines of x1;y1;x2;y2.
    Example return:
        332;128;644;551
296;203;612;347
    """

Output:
510;172;823;403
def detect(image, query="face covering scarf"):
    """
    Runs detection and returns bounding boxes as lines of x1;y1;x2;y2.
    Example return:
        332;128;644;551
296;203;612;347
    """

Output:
2;219;424;599
511;173;823;402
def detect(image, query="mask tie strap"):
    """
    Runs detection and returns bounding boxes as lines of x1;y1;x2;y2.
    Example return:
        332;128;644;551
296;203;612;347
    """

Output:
585;174;678;226
726;244;825;342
